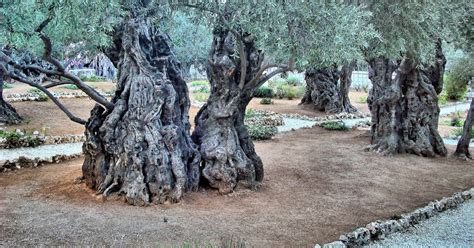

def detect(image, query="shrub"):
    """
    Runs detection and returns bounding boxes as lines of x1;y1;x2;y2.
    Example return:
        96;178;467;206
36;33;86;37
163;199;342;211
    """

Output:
190;81;209;87
193;92;209;102
451;127;474;138
254;86;274;98
438;93;448;105
192;87;210;94
286;87;298;100
27;88;48;101
287;75;303;86
246;124;278;140
445;56;473;101
80;75;106;82
2;83;13;89
450;117;463;127
245;108;257;118
259;98;273;105
63;84;79;90
0;130;43;148
357;96;367;104
322;121;348;131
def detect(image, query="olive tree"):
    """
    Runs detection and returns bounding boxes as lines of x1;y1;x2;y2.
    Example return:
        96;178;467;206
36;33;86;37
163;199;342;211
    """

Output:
0;0;201;205
182;1;374;193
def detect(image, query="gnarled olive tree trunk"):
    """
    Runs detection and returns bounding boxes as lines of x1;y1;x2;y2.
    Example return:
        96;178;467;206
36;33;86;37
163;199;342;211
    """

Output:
300;65;343;113
454;98;474;159
366;44;447;157
82;18;200;205
0;70;22;124
192;29;264;193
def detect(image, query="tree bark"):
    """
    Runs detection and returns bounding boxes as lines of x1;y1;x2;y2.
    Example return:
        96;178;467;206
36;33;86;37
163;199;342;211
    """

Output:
192;28;264;193
0;70;22;124
82;17;200;205
339;60;359;113
367;45;447;157
454;98;474;159
300;65;344;113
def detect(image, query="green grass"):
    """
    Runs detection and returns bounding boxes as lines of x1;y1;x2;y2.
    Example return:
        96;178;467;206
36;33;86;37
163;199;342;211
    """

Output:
451;127;474;138
193;92;209;102
190;81;209;87
80;75;107;82
357;96;368;104
62;84;79;90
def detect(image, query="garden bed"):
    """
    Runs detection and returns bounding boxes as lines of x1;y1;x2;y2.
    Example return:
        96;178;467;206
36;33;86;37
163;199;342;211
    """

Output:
1;127;473;247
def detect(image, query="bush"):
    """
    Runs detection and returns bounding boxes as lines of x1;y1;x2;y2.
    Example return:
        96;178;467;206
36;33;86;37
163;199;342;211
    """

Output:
451;128;474;138
246;124;278;140
190;81;209;87
80;75;106;82
259;98;273;105
2;83;13;89
286;87;298;100
27;88;48;101
193;92;209;102
192;87;210;94
254;86;274;98
438;93;448;105
63;84;79;90
322;121;348;131
450;117;463;127
287;75;303;86
445;56;473;101
0;130;43;148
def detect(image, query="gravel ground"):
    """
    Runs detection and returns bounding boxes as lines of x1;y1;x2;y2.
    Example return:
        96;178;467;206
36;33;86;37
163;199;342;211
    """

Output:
0;143;83;160
366;199;474;248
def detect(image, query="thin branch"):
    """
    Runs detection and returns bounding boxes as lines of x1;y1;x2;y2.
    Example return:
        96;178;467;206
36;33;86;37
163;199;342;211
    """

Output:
238;38;248;89
0;65;86;125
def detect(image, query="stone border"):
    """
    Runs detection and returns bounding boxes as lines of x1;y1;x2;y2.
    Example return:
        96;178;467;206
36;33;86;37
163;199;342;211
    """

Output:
1;153;82;173
5;91;114;102
315;188;474;248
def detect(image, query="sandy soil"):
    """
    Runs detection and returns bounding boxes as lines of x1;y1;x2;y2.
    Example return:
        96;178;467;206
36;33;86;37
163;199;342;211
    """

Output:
1;128;473;247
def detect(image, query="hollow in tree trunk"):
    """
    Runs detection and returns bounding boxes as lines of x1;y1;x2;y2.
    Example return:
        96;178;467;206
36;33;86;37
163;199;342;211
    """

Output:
339;60;359;113
366;43;447;157
192;28;264;193
454;98;474;159
300;65;344;113
0;70;22;124
81;17;200;205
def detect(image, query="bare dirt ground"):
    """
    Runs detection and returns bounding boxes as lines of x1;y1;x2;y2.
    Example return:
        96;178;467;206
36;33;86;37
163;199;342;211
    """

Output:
1;127;473;247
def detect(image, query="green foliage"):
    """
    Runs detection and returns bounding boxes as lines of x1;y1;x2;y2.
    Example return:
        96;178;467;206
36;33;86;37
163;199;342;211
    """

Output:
322;121;348;131
1;0;122;57
451;128;474;138
357;96;368;104
62;84;79;90
2;83;13;89
193;92;209;102
450;117;464;127
190;81;209;87
193;87;210;94
286;75;303;86
0;130;43;148
254;86;274;98
438;93;448;105
444;56;473;101
246;124;278;140
259;98;272;105
245;108;257;118
27;88;48;101
80;75;106;82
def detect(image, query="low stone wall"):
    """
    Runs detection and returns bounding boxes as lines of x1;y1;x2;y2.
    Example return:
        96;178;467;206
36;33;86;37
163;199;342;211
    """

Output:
316;188;474;248
279;112;370;122
1;153;82;173
5;91;114;102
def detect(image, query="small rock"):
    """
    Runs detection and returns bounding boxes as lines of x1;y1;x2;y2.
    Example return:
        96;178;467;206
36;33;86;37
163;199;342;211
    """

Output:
322;241;346;248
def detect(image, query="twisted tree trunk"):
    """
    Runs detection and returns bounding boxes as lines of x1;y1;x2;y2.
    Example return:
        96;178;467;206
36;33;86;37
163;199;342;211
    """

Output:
300;65;343;113
366;44;447;157
0;70;22;124
82;17;200;205
339;60;359;113
454;98;474;159
192;29;264;193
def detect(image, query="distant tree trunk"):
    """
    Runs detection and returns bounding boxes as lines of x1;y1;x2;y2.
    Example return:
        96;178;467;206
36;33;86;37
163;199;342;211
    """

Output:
366;41;447;156
192;28;264;193
339;60;359;113
81;17;200;205
0;70;22;124
300;65;343;113
454;98;474;159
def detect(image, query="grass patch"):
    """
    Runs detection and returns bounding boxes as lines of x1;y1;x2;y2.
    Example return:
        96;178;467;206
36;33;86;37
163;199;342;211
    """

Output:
190;81;209;87
357;96;367;104
62;84;79;90
193;92;209;102
2;83;13;89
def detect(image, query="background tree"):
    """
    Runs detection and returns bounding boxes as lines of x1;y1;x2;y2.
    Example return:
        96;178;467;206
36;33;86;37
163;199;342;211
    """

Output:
1;0;201;205
164;11;212;80
362;0;469;157
183;1;374;193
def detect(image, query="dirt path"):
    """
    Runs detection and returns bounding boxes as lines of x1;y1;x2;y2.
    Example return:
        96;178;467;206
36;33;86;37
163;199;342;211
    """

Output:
1;128;473;247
